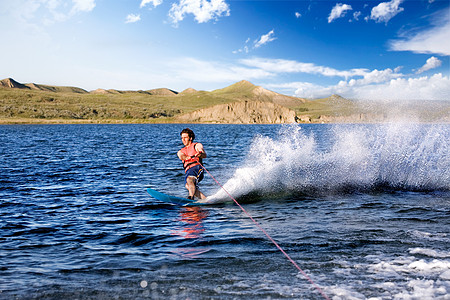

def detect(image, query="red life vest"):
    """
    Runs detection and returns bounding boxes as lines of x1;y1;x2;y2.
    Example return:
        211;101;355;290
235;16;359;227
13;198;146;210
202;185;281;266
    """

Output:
180;142;202;172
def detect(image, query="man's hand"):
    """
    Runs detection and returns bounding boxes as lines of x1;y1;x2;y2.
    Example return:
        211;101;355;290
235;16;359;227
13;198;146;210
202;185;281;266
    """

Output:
177;150;190;161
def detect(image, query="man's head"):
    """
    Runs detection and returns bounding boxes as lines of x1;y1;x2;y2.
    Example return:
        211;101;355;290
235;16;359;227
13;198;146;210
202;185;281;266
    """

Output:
181;128;195;141
180;128;195;146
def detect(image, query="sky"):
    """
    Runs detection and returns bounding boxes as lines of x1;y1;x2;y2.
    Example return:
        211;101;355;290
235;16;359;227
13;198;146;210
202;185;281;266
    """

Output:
0;0;449;100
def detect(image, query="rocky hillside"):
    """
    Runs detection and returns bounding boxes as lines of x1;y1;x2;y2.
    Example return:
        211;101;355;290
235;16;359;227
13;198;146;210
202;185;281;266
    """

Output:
173;80;306;123
0;78;311;124
0;78;29;89
176;101;296;124
0;78;88;93
212;80;306;108
1;77;447;124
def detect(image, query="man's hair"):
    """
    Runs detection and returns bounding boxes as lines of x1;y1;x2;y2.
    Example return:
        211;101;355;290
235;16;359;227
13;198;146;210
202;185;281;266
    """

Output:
180;128;195;141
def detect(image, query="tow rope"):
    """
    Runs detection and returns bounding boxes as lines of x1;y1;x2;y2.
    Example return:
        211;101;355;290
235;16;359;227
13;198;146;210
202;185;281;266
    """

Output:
199;163;330;300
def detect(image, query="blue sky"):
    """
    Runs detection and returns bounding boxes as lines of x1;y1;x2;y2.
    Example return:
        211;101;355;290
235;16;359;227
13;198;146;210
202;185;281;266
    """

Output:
1;0;449;100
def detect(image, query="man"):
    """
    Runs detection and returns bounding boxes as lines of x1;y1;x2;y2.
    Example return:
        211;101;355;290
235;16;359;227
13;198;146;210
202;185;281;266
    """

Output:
177;128;207;200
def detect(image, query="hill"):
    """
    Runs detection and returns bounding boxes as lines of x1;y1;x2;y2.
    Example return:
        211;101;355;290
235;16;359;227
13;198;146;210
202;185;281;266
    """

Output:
0;78;29;89
180;88;198;94
25;83;88;94
146;88;178;96
0;78;448;124
176;101;296;124
1;78;88;93
211;80;306;108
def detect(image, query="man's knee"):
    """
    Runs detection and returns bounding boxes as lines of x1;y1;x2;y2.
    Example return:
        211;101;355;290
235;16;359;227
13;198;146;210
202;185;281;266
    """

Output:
186;176;196;186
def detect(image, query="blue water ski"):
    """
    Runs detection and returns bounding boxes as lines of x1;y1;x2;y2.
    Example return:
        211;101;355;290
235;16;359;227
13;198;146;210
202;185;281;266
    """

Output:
146;188;209;206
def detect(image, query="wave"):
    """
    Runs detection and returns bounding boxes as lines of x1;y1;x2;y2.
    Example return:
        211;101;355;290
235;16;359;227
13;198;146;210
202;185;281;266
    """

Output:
209;123;449;201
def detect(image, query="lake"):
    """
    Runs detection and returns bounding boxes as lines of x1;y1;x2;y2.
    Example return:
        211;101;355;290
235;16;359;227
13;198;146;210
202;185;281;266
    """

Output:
0;123;449;299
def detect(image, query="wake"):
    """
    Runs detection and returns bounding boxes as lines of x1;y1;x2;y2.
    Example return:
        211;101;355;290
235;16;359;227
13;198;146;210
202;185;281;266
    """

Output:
208;123;449;202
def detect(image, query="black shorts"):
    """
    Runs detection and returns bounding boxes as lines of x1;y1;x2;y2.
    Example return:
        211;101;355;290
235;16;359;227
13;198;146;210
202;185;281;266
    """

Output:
185;165;204;185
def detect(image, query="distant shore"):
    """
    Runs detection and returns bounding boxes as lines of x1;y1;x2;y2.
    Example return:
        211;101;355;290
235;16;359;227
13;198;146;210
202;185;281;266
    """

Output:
0;118;171;125
1;78;449;125
1;117;449;125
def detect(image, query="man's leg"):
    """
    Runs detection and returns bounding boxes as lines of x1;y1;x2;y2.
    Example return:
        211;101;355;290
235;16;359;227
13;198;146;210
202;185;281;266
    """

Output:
194;188;206;200
185;176;197;198
193;168;206;199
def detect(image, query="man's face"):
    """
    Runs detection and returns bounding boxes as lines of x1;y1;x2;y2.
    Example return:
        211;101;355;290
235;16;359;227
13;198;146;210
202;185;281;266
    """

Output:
181;133;192;146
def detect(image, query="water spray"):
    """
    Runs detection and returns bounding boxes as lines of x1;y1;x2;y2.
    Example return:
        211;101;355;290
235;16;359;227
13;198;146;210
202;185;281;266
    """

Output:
198;162;330;300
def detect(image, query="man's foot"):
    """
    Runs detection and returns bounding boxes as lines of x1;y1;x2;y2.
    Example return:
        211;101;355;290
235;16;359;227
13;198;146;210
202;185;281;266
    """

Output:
187;196;194;200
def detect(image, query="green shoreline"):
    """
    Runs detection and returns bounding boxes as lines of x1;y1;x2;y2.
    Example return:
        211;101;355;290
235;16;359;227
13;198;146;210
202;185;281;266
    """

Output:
1;117;448;125
0;118;174;125
2;79;449;125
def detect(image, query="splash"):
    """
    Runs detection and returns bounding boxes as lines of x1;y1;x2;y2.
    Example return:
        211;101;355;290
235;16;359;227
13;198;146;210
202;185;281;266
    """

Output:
209;123;449;201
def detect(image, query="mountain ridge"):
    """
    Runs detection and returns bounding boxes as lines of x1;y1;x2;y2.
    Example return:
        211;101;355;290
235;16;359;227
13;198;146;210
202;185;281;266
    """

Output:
210;80;307;108
0;77;309;111
0;78;29;89
0;78;302;104
1;78;88;93
1;77;447;124
0;77;317;124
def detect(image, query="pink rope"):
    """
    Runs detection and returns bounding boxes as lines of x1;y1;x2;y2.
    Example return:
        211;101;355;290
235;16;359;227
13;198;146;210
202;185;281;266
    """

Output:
199;164;330;300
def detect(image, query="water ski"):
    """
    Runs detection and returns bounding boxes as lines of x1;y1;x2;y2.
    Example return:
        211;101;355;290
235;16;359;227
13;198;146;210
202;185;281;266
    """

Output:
146;187;210;206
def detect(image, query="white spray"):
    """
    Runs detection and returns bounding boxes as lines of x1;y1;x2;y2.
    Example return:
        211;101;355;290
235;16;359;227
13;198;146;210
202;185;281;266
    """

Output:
208;123;449;201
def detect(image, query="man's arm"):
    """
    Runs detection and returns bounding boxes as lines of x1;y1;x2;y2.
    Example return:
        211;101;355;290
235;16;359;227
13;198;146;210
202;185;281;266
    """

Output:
194;143;207;158
177;150;189;161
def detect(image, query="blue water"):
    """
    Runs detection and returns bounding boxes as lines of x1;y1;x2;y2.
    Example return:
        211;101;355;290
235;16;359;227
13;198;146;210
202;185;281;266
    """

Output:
0;123;449;299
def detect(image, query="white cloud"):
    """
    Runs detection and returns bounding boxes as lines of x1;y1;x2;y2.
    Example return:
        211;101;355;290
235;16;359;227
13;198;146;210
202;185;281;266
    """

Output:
348;73;450;100
3;1;49;23
353;11;361;21
416;57;442;74
254;30;276;48
240;57;368;78
140;0;163;8
275;81;324;98
234;31;276;54
1;0;96;24
253;57;448;101
233;44;249;54
328;3;352;23
347;68;402;86
169;0;230;24
125;13;141;24
71;0;96;14
288;73;450;101
169;57;273;83
295;12;302;18
370;0;404;23
390;10;450;56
